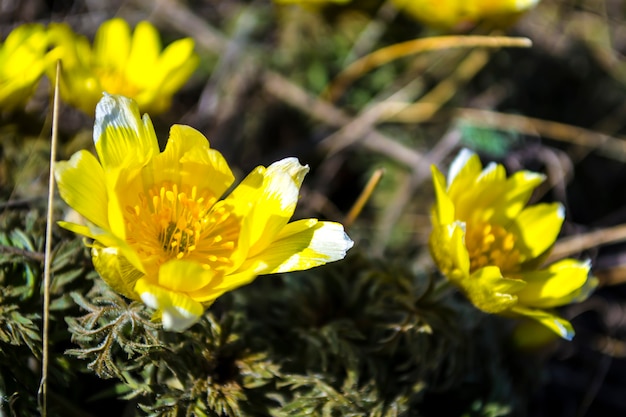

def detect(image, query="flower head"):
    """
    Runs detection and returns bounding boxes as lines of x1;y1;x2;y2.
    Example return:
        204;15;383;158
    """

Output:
56;94;353;331
47;18;198;115
0;24;49;110
429;149;595;340
391;0;539;29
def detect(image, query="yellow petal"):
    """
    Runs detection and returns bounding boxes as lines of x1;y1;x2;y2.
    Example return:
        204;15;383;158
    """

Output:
93;94;158;170
188;269;256;302
56;221;96;239
446;149;483;205
511;202;564;260
242;219;353;274
511;306;575;340
462;266;526;314
55;150;109;230
489;170;545;224
0;24;48;108
91;243;143;300
429;221;470;279
156;38;198;93
230;158;309;257
157;260;218;293
430;165;455;225
126;21;161;87
93;18;130;72
57;219;146;275
106;161;147;240
516;259;592;308
149;124;234;200
390;0;463;28
135;278;204;332
453;162;508;222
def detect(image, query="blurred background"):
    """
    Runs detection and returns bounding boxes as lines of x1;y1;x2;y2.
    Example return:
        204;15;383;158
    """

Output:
2;0;626;416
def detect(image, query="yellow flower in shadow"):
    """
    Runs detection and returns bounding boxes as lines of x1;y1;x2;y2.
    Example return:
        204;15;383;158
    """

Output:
0;24;49;110
391;0;540;29
47;18;198;115
429;149;595;340
55;94;353;332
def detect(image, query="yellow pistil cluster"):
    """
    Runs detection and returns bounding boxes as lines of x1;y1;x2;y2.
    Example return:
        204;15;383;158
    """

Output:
466;222;520;273
125;182;239;270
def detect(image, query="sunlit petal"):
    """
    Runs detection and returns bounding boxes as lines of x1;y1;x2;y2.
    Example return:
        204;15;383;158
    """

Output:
511;202;564;260
511;305;575;340
55;150;109;230
516;259;592;308
135;278;204;332
94;93;158;169
241;219;353;274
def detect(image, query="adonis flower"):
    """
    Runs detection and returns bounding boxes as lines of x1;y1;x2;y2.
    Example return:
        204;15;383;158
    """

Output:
56;94;353;331
47;18;198;115
0;24;49;110
429;149;595;339
390;0;539;29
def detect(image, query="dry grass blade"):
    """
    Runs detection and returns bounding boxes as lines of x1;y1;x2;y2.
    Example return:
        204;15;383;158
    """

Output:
262;71;425;169
324;35;532;102
38;61;61;417
375;49;491;125
548;223;626;266
344;168;384;228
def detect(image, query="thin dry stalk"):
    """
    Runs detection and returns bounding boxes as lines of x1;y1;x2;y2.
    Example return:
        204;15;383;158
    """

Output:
38;61;61;417
453;108;626;162
262;71;425;169
376;49;491;124
548;223;626;264
325;35;532;101
344;168;385;228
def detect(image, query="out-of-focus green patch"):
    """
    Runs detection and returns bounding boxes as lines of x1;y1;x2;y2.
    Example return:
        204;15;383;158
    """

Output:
459;122;520;158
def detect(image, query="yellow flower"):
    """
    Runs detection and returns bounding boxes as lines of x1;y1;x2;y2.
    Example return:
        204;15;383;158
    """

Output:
274;0;351;4
391;0;539;29
429;149;595;339
47;18;198;115
0;24;49;110
55;94;353;331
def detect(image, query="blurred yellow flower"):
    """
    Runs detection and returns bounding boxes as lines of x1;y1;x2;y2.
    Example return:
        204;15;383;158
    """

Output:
0;24;49;110
47;18;198;115
274;0;351;4
391;0;539;29
429;149;595;340
55;94;353;332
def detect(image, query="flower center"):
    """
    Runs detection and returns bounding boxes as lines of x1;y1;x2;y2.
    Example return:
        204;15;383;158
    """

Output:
124;182;240;274
95;68;141;98
465;221;520;273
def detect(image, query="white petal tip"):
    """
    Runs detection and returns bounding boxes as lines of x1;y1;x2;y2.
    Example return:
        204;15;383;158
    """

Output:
344;233;355;252
140;292;159;310
93;94;141;145
161;307;200;332
140;292;200;332
448;148;476;186
522;171;546;182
